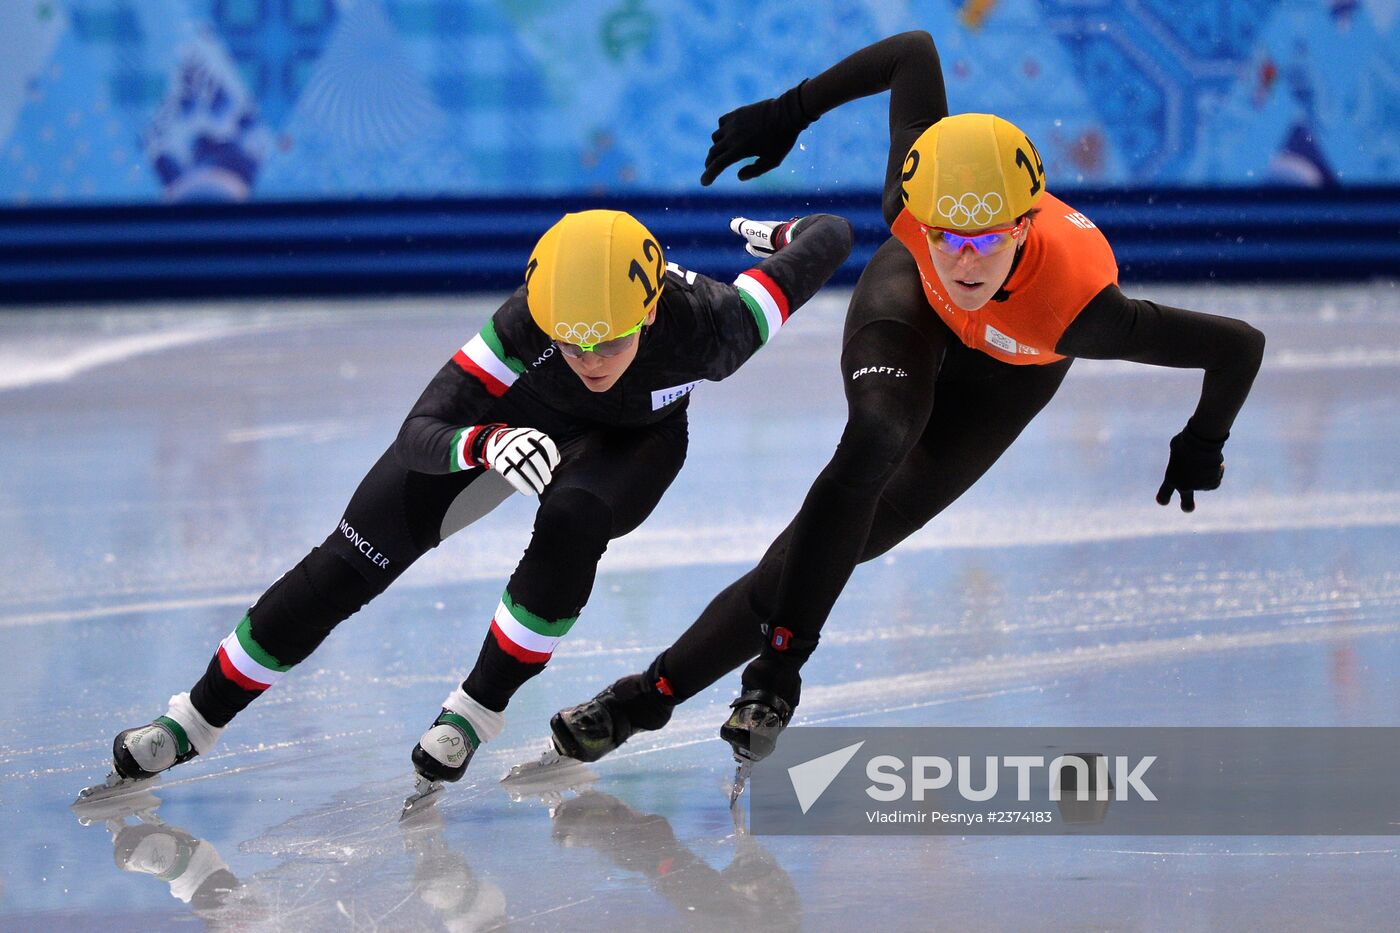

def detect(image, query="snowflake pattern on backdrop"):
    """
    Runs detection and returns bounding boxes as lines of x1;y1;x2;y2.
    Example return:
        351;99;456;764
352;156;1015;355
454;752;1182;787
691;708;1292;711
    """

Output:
0;0;1395;204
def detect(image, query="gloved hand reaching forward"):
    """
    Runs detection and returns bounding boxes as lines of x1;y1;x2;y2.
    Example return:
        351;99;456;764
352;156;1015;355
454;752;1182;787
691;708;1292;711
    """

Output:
700;84;811;186
1156;426;1226;513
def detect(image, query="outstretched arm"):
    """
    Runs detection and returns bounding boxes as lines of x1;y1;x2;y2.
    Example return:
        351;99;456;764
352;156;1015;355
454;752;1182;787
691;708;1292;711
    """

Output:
1057;284;1267;509
703;213;853;378
740;213;855;325
799;31;950;225
394;300;560;494
701;31;949;226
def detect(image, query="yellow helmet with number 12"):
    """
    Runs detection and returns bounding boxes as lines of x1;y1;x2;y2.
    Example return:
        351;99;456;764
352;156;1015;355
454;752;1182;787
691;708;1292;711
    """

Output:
525;210;665;346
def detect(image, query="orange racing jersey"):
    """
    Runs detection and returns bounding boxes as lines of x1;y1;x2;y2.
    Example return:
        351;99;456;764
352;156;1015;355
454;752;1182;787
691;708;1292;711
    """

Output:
890;192;1119;365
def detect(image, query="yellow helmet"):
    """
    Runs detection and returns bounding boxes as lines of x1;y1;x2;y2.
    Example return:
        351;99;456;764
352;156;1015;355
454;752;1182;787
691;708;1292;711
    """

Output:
899;113;1046;230
525;210;665;346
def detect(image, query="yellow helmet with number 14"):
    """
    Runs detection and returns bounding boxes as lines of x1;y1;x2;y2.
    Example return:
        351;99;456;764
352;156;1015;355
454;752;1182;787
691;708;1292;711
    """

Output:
899;113;1046;231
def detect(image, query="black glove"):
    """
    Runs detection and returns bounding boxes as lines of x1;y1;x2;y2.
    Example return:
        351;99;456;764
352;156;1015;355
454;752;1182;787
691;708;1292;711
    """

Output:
700;83;812;186
1156;426;1226;513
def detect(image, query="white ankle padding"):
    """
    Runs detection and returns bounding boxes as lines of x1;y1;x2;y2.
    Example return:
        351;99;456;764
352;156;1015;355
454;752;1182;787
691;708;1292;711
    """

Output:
441;686;505;744
165;692;225;755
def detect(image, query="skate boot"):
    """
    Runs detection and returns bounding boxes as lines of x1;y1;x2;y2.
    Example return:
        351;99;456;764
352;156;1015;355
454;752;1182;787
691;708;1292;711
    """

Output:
410;710;482;785
113;717;200;781
719;689;793;764
550;673;675;763
402;686;504;819
78;694;224;804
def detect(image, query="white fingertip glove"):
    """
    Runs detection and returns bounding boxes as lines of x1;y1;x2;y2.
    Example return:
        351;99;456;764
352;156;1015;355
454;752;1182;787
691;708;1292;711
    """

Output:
482;426;560;496
730;216;800;258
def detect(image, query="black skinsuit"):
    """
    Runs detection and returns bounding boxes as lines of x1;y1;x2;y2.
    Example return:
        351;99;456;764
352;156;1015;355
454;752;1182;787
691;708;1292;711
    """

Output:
632;32;1266;711
185;214;853;727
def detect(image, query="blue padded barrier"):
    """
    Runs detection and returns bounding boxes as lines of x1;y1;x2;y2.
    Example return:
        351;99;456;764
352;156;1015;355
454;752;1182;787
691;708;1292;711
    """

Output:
1;188;1397;304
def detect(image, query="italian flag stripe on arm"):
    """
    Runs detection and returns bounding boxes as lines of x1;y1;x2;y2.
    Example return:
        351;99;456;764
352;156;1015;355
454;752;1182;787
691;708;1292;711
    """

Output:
449;424;492;472
451;322;522;397
735;269;790;347
450;427;471;472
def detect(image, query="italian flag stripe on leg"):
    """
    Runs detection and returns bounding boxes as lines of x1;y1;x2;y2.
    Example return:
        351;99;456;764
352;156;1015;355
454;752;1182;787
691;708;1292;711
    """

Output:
489;620;552;664
451;323;521;397
216;615;289;691
735;269;790;347
488;593;578;664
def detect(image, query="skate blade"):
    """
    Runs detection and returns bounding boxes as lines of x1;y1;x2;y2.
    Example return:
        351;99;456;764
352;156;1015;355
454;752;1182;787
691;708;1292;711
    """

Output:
73;772;158;809
501;746;599;805
399;774;444;822
728;760;752;808
72;779;164;826
502;744;565;781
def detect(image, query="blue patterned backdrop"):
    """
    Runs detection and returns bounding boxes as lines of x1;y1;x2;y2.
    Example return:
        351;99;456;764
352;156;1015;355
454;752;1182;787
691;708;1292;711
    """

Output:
1;0;1396;205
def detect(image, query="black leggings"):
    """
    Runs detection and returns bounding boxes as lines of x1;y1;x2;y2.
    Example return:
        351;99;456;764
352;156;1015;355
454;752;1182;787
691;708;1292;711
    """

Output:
191;412;688;727
648;238;1071;705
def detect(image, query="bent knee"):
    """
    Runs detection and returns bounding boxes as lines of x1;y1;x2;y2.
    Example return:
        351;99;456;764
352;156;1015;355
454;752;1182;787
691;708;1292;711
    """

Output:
531;487;614;556
826;412;921;488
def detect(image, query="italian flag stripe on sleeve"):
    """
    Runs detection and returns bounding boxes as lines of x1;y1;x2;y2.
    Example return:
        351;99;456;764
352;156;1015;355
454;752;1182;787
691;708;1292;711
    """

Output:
450;424;491;472
451;322;521;397
450;427;472;472
216;615;290;692
735;269;790;347
487;592;578;664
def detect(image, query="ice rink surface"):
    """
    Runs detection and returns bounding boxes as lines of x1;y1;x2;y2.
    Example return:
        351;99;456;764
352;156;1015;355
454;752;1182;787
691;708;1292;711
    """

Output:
2;282;1399;930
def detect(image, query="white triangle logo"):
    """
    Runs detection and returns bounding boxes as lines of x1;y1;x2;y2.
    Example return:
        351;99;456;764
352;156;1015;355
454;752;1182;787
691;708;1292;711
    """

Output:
787;741;865;814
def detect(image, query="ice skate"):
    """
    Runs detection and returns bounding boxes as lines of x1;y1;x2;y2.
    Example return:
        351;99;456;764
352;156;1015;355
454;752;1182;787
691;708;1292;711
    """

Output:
403;711;479;819
402;687;504;820
549;686;629;763
720;689;793;806
76;694;222;806
516;675;673;779
499;701;604;783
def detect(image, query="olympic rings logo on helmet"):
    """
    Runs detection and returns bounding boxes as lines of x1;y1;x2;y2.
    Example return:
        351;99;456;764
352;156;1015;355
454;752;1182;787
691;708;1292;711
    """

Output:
936;192;1005;227
554;321;612;344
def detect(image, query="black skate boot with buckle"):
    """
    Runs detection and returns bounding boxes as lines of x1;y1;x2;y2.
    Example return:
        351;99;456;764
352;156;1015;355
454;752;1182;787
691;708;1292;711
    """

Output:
722;624;814;805
550;673;675;763
719;689;794;764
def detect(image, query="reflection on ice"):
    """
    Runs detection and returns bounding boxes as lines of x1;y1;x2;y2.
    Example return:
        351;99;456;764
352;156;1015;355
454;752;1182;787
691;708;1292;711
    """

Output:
74;790;252;923
551;791;799;932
